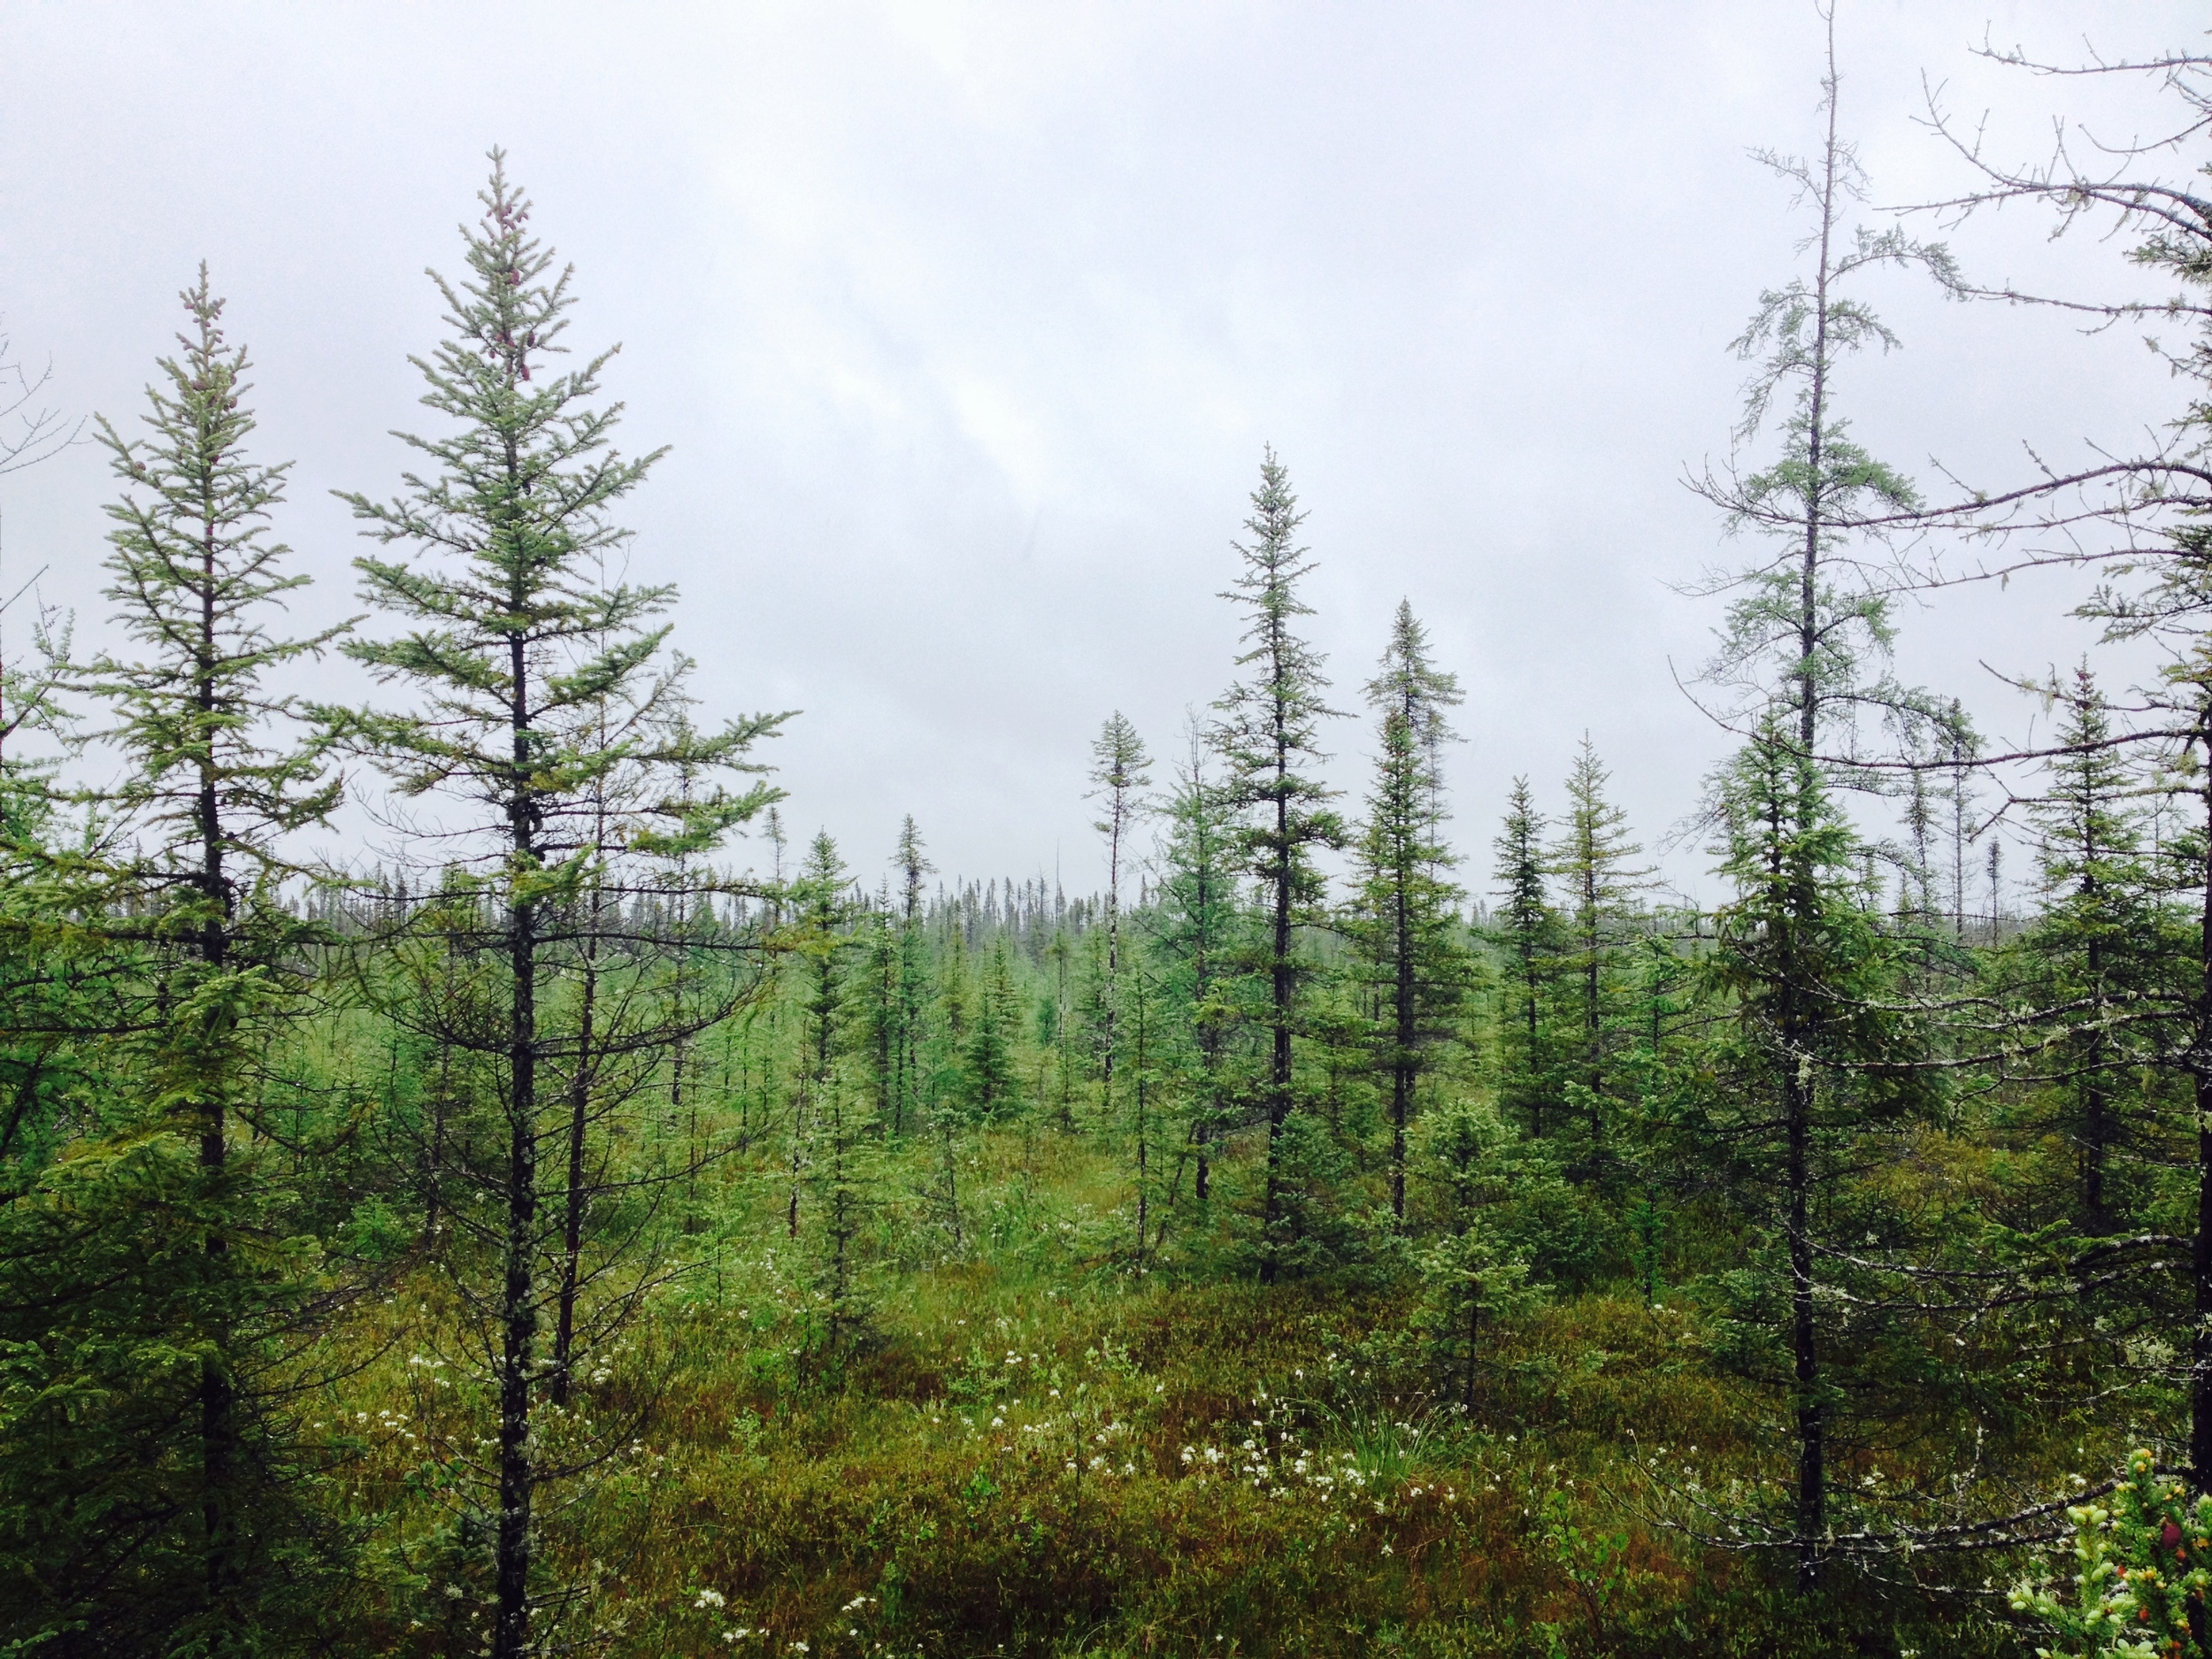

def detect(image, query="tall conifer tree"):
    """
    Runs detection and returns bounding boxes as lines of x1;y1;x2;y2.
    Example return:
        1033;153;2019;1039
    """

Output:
1687;4;1957;792
1349;601;1469;1222
1690;19;1955;1589
964;935;1021;1118
1492;778;1561;1138
1549;736;1649;1160
333;156;785;1659
61;269;343;1647
1212;449;1344;1284
2023;671;2165;1234
891;815;933;1137
1089;712;1150;1130
793;832;871;1353
1705;724;1924;1593
1155;722;1240;1203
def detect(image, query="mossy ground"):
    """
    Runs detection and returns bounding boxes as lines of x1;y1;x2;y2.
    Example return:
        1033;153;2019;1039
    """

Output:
318;1126;2062;1658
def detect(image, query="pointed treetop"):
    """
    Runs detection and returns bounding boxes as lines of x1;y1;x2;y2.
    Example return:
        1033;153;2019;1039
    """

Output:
1090;711;1152;811
1221;443;1317;631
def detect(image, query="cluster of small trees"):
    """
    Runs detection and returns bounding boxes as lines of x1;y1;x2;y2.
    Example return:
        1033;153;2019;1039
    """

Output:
0;160;787;1655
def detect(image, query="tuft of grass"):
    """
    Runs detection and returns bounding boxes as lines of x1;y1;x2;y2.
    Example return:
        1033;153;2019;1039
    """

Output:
1306;1396;1441;1488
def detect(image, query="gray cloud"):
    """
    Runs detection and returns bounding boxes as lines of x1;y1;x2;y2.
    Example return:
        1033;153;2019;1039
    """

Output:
0;0;2196;902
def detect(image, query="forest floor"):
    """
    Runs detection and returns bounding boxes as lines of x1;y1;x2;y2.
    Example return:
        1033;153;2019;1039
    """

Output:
327;1128;2052;1658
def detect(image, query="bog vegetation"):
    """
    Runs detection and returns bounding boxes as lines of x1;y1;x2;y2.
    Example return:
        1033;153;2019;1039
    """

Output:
9;22;2212;1659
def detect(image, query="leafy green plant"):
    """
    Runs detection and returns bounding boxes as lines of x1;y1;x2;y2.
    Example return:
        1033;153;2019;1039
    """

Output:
1533;1485;1641;1659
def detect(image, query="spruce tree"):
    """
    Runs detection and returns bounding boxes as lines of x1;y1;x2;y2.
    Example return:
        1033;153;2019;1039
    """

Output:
793;832;872;1354
1548;735;1649;1162
1212;448;1344;1283
858;897;900;1139
1154;721;1240;1203
963;935;1021;1118
1088;711;1151;1129
22;267;348;1650
1045;924;1076;1132
1491;777;1562;1138
1412;1096;1546;1409
2022;670;2165;1234
1704;723;1924;1593
795;832;852;1163
1349;601;1469;1223
890;815;933;1137
332;155;786;1659
930;918;972;1244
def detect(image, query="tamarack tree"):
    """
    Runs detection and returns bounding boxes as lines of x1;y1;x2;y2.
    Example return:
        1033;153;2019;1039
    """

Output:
1686;11;1961;1593
1911;42;2212;1497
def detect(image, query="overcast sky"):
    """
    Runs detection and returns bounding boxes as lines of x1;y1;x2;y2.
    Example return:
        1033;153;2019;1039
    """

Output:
1;1;2203;905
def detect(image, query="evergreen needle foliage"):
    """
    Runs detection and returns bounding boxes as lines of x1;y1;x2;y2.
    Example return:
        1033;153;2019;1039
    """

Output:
326;152;787;1659
1212;448;1345;1285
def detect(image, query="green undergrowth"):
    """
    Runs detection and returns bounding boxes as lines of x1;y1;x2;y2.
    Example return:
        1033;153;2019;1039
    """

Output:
319;1130;2057;1658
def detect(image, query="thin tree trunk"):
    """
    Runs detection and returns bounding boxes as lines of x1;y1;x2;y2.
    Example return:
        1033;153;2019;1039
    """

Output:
941;1114;963;1248
1522;947;1542;1139
1195;820;1218;1205
2083;827;2111;1233
425;1038;452;1247
1781;38;1837;1596
1463;1299;1478;1410
1584;902;1602;1148
2083;1038;2109;1234
877;938;895;1137
196;524;238;1616
494;635;541;1659
1782;769;1824;1593
1102;811;1120;1123
788;1096;804;1240
1392;874;1414;1224
2193;756;2212;1496
1134;986;1148;1262
550;949;595;1409
1261;783;1293;1286
1786;1051;1823;1592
